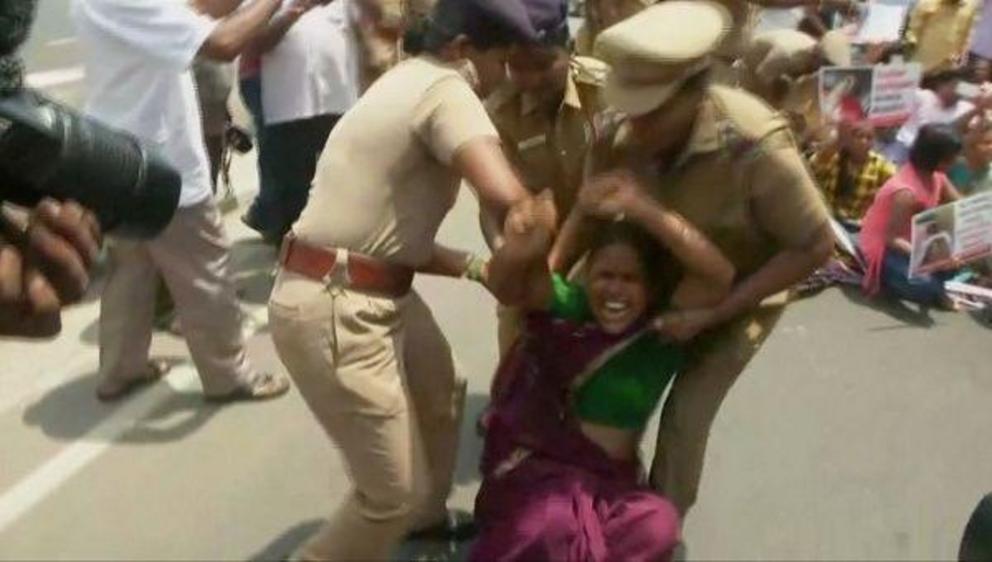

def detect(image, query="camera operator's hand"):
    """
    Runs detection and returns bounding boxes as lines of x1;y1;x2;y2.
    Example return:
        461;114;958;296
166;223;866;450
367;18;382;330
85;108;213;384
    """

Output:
0;199;101;338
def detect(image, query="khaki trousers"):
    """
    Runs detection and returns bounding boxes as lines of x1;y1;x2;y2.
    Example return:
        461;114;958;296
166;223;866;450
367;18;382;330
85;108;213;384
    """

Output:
649;293;787;516
98;201;252;395
269;270;466;561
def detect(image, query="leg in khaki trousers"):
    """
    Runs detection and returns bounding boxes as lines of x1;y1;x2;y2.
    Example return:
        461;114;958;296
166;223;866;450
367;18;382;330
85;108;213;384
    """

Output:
269;272;463;561
649;294;787;516
99;201;253;395
403;293;466;528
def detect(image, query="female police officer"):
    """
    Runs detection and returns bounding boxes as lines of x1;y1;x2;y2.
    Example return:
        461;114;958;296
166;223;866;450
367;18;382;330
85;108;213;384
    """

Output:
266;0;550;559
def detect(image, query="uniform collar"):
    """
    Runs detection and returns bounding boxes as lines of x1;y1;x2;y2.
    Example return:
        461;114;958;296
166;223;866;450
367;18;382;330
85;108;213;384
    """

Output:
520;70;583;117
673;96;721;168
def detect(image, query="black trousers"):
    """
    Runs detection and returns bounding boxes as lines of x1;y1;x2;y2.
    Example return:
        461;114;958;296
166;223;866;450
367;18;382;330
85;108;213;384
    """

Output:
249;113;339;239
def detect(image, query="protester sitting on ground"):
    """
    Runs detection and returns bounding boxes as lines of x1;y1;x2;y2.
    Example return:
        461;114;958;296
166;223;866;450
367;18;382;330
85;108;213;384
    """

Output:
885;68;988;164
470;174;735;562
809;119;896;228
949;117;992;194
859;124;964;308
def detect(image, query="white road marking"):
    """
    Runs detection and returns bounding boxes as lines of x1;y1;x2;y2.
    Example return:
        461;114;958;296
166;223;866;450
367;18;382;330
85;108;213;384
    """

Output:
0;301;271;534
45;38;77;48
0;305;267;418
25;66;84;89
0;366;200;534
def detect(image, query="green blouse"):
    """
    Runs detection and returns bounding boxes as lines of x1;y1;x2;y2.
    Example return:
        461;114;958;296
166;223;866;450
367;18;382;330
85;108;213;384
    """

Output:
548;275;684;430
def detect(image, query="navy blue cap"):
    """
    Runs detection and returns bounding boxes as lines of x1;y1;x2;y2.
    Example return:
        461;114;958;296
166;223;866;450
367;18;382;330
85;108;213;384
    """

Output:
521;0;570;46
460;0;541;46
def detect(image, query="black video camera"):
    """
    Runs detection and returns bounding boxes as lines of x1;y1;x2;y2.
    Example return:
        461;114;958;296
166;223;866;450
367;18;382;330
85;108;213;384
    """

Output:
0;88;181;239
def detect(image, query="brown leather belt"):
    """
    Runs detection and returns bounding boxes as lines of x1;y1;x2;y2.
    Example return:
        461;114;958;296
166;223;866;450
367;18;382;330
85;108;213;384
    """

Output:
279;235;414;298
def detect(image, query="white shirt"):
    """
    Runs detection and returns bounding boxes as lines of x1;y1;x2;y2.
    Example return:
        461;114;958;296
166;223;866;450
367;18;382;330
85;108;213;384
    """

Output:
72;0;216;208
261;0;359;125
896;89;974;146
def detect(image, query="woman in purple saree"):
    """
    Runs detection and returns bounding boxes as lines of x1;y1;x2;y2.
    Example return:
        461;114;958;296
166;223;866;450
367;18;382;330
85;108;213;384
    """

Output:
470;174;736;562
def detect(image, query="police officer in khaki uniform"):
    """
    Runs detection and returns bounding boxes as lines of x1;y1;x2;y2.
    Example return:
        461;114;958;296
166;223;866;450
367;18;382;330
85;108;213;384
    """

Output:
575;1;834;515
740;28;851;148
266;0;550;559
481;0;607;354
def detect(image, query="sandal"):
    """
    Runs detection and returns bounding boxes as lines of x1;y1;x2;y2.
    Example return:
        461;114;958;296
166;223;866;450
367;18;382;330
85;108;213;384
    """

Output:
407;510;477;542
96;360;172;402
205;372;290;404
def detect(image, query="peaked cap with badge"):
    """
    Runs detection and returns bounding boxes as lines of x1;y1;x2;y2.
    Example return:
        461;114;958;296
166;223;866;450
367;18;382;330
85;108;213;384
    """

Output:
593;0;732;117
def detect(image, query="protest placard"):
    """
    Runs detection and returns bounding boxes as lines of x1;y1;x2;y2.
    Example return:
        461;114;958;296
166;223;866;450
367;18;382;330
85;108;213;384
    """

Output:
910;192;992;277
854;3;907;44
820;63;922;126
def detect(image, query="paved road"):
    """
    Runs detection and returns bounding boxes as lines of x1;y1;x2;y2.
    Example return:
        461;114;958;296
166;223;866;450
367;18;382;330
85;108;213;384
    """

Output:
2;5;990;561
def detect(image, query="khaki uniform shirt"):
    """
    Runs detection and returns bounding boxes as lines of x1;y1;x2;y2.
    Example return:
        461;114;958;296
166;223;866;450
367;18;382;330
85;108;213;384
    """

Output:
484;57;607;218
906;0;980;72
590;85;830;278
740;30;818;98
294;56;498;267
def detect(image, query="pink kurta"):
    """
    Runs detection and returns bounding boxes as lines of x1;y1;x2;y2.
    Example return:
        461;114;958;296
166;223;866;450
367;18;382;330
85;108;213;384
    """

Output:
859;164;949;295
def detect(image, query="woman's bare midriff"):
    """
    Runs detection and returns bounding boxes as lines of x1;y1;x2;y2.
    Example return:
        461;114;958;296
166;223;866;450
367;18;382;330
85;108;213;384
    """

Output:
580;421;640;461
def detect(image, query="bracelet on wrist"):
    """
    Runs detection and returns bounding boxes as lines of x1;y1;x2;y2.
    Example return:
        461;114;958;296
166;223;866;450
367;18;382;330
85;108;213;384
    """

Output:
464;254;488;283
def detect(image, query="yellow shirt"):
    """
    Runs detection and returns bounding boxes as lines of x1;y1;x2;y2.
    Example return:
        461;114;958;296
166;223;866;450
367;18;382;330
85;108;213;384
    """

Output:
590;85;830;277
484;57;607;218
906;0;980;72
294;56;498;267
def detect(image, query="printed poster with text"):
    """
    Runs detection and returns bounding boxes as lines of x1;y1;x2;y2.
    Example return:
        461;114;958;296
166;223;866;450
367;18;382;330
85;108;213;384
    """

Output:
910;192;992;278
820;63;922;127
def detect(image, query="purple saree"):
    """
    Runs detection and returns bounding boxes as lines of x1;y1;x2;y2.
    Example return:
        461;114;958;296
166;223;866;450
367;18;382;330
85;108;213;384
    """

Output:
469;312;681;562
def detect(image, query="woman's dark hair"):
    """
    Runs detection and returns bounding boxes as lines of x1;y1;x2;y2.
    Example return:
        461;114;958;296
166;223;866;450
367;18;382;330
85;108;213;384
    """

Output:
586;219;675;305
403;0;527;56
921;67;965;91
909;124;962;172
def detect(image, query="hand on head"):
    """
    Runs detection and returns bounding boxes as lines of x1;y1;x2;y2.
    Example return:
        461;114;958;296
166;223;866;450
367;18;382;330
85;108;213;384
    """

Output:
0;199;102;338
578;170;649;220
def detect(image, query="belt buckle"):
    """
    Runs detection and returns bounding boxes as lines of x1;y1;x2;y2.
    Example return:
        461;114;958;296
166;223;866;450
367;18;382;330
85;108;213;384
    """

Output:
323;248;352;293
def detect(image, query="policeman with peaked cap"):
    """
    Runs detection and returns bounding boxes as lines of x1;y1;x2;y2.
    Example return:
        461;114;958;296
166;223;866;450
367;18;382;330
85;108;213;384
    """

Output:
568;0;833;515
266;0;550;559
481;0;608;355
741;29;851;147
